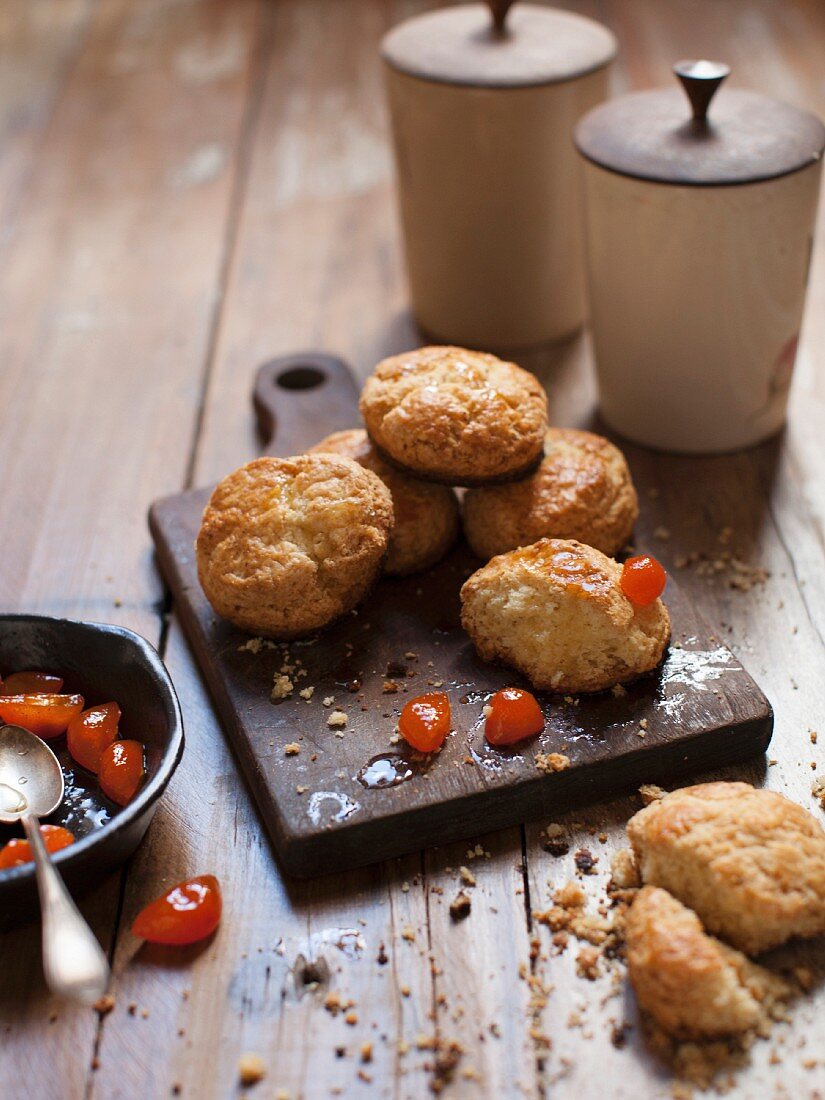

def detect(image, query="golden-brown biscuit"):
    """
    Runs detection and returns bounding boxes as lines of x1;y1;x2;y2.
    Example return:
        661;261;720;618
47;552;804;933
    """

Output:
308;429;458;575
460;538;669;694
196;454;393;638
627;782;825;955
462;428;638;559
359;346;547;485
626;886;791;1040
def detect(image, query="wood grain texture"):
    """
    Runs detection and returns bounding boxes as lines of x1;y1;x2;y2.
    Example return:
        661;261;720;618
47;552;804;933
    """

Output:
2;1;825;1098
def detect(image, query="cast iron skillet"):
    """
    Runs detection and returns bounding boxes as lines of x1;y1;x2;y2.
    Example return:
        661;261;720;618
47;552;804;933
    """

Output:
0;615;184;928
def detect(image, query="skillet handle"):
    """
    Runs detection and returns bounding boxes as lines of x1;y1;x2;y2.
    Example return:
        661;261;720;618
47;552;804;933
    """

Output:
252;352;361;456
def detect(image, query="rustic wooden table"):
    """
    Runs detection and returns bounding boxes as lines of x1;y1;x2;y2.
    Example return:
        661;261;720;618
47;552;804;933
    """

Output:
1;1;824;1097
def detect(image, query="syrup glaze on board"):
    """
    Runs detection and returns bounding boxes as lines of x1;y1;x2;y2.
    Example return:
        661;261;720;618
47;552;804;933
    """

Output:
149;355;773;877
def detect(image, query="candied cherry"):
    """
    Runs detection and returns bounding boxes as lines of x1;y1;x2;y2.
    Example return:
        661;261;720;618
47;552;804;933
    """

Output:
0;825;75;870
0;693;84;739
1;671;63;695
398;692;451;753
67;702;121;774
132;875;222;945
485;688;544;746
620;555;667;607
99;740;145;805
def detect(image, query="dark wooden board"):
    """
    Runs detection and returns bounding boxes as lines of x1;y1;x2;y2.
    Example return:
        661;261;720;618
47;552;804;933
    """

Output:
149;353;773;877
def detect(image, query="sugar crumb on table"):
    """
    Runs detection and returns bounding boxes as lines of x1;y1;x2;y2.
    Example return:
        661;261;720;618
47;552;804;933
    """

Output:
535;752;570;774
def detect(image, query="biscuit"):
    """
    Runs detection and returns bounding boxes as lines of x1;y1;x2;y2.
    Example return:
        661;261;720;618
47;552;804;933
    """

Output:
359;346;547;485
627;782;825;955
460;538;669;694
626;886;791;1040
462;428;638;560
196;454;394;638
308;429;458;575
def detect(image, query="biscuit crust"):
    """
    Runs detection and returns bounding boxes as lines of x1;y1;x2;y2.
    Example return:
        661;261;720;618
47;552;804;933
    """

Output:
196;454;394;638
462;428;638;560
460;538;670;694
359;346;547;485
626;886;791;1040
627;782;825;955
309;429;459;575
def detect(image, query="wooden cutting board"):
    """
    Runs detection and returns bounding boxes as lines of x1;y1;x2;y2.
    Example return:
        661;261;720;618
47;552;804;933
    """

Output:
149;353;773;877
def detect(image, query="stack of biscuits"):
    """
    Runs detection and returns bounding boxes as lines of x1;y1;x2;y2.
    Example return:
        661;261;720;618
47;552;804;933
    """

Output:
196;345;670;694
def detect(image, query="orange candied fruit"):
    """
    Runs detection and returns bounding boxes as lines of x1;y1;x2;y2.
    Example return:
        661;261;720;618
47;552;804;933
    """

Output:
398;692;451;753
0;671;64;695
484;687;544;746
0;825;75;871
0;693;84;740
620;555;667;607
132;875;222;946
99;739;145;806
67;702;121;774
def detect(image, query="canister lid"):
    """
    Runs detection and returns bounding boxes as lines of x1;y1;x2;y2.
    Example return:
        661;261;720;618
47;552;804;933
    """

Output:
381;2;617;89
575;60;825;186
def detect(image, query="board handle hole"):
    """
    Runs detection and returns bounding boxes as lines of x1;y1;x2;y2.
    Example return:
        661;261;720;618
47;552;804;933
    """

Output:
276;365;325;391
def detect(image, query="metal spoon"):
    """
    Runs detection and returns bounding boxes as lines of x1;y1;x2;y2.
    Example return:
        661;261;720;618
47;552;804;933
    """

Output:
0;724;110;1004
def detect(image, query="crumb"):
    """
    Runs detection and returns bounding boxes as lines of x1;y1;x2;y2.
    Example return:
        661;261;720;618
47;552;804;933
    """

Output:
576;945;601;980
574;849;598;875
322;695;335;707
295;785;308;794
810;730;817;744
284;742;300;756
344;1011;358;1026
535;752;570;774
238;1053;266;1086
449;892;472;921
639;783;667;805
271;674;293;701
383;680;399;693
239;637;274;654
93;994;115;1016
812;774;825;809
299;686;314;700
611;683;627;698
459;866;476;887
327;710;347;729
402;926;415;942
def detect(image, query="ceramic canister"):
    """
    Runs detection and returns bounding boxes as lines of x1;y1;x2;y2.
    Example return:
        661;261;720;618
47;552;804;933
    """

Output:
576;62;825;454
381;2;616;350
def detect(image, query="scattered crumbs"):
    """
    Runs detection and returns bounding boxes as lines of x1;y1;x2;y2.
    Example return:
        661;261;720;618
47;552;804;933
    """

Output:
400;985;411;998
344;1011;358;1026
401;926;416;942
543;822;569;857
639;783;667;805
639;718;648;730
449;892;472;921
535;752;570;774
322;695;335;707
482;704;492;719
299;686;315;701
360;1042;373;1063
383;680;399;694
810;730;818;744
295;785;309;794
271;674;293;701
93;994;115;1016
611;684;627;699
284;742;300;756
401;881;410;893
238;1053;266;1087
812;775;825;810
327;710;348;729
238;637;275;654
405;651;418;660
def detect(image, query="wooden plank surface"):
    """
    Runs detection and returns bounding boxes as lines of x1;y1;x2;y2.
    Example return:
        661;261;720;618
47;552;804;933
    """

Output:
2;1;825;1098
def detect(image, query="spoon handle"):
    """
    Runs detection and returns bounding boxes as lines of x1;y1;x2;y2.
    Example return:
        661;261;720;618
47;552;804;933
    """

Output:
23;814;110;1004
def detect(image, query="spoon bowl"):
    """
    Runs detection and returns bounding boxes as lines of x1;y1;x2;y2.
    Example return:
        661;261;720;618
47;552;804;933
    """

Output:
0;725;64;823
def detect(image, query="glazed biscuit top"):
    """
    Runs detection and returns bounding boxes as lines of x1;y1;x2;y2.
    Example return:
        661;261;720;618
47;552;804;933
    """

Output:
359;346;547;480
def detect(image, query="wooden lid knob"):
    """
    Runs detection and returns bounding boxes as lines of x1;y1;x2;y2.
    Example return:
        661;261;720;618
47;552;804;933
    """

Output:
487;0;516;34
673;59;731;122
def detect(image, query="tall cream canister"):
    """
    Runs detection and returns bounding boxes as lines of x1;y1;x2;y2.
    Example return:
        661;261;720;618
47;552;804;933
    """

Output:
381;2;616;350
576;62;825;454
